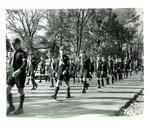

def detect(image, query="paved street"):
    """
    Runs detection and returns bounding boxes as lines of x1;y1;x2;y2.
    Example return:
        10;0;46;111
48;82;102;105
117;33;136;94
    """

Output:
9;72;143;118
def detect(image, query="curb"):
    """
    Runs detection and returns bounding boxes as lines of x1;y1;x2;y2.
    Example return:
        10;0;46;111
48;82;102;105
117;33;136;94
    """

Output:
115;88;144;116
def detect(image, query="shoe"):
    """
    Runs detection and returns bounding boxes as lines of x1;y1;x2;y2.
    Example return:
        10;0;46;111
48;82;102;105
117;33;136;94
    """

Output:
82;90;86;94
51;95;57;100
98;86;101;88
66;88;71;98
85;83;89;90
35;83;38;89
50;85;54;87
13;108;23;115
66;95;71;98
7;105;15;115
31;88;35;90
51;87;59;100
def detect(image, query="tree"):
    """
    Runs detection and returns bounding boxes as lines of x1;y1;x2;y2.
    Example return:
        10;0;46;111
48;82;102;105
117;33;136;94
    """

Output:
43;9;93;57
6;9;44;52
87;9;112;56
90;8;141;58
114;8;141;58
63;9;92;57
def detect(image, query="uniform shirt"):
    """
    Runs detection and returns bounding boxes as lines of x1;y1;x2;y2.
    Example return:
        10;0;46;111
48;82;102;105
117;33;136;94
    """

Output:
102;61;108;73
124;59;130;71
114;62;118;72
90;61;95;72
12;48;27;72
81;56;91;72
58;54;70;73
109;59;114;72
128;59;133;70
6;56;11;72
76;62;81;72
30;57;37;71
69;62;76;74
117;61;122;70
121;60;124;71
96;59;103;71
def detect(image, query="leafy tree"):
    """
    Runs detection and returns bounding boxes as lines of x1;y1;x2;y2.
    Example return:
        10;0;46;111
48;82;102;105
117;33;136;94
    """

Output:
114;8;141;58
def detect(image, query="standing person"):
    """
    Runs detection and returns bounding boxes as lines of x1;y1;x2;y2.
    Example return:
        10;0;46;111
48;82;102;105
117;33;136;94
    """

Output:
50;58;59;87
89;57;94;80
121;58;124;80
26;53;31;84
114;58;118;82
122;58;126;78
101;56;109;86
46;50;57;87
128;58;132;76
95;55;103;88
124;57;129;79
117;58;122;81
26;52;38;90
7;38;27;115
39;56;46;83
6;54;12;78
49;58;54;87
45;60;50;82
51;46;71;100
76;57;81;83
134;59;138;74
69;58;76;83
80;50;91;93
140;54;144;81
108;56;115;84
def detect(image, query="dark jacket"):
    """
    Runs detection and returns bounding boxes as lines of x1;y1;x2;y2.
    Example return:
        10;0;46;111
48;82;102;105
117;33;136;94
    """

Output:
102;61;108;73
81;56;91;72
69;62;76;75
12;48;27;72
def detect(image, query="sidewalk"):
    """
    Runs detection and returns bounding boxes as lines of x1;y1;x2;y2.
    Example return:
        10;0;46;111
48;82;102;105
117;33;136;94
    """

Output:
10;72;144;118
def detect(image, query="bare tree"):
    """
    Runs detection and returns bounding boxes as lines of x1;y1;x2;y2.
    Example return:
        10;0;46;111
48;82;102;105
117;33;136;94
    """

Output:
6;9;44;51
63;9;92;57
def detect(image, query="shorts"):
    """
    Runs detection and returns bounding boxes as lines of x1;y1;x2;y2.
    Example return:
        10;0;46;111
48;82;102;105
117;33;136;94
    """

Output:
80;69;89;78
101;72;107;78
57;73;70;82
7;72;26;88
28;70;35;78
109;70;114;75
69;72;75;78
96;71;101;78
50;71;56;79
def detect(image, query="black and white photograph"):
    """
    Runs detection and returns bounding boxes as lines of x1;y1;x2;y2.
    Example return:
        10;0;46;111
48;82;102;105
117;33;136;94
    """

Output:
5;8;144;118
